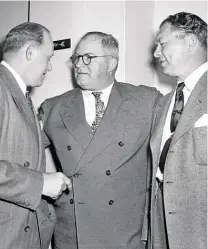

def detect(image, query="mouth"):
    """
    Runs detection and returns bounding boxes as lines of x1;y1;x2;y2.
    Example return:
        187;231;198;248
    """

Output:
159;59;168;67
41;72;47;79
77;72;88;75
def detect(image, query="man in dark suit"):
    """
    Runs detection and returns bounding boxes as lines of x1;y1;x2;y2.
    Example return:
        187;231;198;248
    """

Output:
40;31;162;249
0;22;71;249
148;12;207;249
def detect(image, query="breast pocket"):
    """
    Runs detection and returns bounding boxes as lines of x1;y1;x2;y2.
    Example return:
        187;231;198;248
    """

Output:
192;126;207;165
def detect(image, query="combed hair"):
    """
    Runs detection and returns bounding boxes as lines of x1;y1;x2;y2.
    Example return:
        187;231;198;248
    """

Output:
79;31;119;58
2;22;50;54
160;12;207;50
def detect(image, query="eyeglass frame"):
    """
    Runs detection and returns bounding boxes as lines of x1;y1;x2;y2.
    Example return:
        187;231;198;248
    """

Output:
70;53;113;66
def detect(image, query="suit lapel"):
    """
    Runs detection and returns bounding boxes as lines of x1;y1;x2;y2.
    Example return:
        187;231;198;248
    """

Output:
171;72;207;147
75;81;125;172
59;88;93;149
0;65;39;142
150;92;173;174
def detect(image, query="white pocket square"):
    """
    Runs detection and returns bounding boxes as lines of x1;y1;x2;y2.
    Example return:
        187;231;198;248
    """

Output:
194;114;208;127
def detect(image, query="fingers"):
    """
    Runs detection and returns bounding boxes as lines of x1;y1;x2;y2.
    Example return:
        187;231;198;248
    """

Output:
42;172;73;199
64;175;72;189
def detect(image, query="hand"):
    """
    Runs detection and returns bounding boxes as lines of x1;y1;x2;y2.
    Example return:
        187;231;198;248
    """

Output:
42;172;72;199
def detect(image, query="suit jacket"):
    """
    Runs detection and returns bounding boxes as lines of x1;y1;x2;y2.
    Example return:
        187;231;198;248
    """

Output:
40;81;161;249
0;64;56;249
149;72;207;249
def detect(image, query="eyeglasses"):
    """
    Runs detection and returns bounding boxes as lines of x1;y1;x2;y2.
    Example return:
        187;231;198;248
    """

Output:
70;53;112;66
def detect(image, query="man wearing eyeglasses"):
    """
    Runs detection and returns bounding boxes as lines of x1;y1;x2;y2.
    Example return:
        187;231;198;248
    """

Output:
39;31;162;249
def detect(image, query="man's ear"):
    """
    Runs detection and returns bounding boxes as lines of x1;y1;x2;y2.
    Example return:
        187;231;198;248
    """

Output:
187;34;198;52
108;57;118;72
26;45;33;61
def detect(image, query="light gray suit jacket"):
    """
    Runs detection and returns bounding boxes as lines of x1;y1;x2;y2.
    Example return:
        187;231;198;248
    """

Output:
0;64;56;249
40;81;161;249
149;72;207;249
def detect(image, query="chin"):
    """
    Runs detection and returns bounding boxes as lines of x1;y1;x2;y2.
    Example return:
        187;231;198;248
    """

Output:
77;80;88;88
162;67;173;76
34;79;44;87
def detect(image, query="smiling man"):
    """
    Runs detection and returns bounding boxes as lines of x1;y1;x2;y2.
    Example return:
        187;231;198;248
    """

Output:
39;31;162;249
148;12;207;249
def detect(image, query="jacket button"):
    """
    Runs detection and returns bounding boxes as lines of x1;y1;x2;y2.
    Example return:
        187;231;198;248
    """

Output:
24;226;30;232
67;145;71;151
109;200;114;205
118;141;124;147
74;173;79;178
106;170;111;176
70;199;74;204
24;161;30;167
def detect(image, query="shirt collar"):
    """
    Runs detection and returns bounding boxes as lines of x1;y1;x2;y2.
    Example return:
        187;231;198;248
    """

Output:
1;60;27;95
182;62;208;92
82;82;114;97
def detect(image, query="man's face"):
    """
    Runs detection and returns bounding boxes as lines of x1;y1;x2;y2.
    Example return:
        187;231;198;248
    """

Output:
29;31;54;87
154;23;190;79
73;36;111;91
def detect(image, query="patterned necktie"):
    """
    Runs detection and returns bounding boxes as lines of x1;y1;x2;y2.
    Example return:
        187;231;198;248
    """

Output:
159;82;185;174
91;92;105;135
170;82;185;133
25;87;35;118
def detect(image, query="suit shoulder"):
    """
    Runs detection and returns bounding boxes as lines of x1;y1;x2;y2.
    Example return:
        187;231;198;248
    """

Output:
118;82;161;98
41;88;78;108
44;91;70;105
0;74;9;103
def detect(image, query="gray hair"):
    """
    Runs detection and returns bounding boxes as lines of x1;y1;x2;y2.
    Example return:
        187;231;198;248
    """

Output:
79;31;119;59
2;22;50;54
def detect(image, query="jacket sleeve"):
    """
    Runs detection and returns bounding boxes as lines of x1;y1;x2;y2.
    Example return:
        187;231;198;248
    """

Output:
0;160;44;210
0;87;43;211
141;88;163;243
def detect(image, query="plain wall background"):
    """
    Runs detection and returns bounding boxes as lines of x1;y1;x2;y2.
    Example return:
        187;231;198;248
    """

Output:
0;1;207;248
0;1;207;100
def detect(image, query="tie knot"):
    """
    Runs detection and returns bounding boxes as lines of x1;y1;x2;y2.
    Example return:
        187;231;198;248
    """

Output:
92;91;102;99
176;82;185;92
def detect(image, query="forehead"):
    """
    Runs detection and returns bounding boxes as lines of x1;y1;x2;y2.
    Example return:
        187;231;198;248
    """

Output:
42;31;54;55
76;36;104;54
156;23;173;42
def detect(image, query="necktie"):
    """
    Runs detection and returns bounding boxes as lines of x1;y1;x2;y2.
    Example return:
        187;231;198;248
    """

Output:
91;92;105;135
25;87;35;118
159;82;185;174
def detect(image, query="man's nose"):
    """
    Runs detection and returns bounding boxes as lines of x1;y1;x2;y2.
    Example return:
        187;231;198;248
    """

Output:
153;45;161;58
75;56;85;68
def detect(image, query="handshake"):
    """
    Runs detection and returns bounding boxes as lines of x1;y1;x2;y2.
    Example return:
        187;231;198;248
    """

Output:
42;172;72;200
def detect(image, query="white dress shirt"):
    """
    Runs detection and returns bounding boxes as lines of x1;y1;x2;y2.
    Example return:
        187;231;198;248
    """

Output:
82;83;114;126
1;60;27;95
157;62;208;180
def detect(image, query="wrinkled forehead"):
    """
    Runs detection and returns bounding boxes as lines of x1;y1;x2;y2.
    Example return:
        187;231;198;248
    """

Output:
155;23;173;43
75;36;105;55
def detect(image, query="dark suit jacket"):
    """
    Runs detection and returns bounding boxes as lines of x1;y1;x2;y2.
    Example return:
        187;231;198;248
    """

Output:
40;81;161;249
0;64;56;249
149;72;207;249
